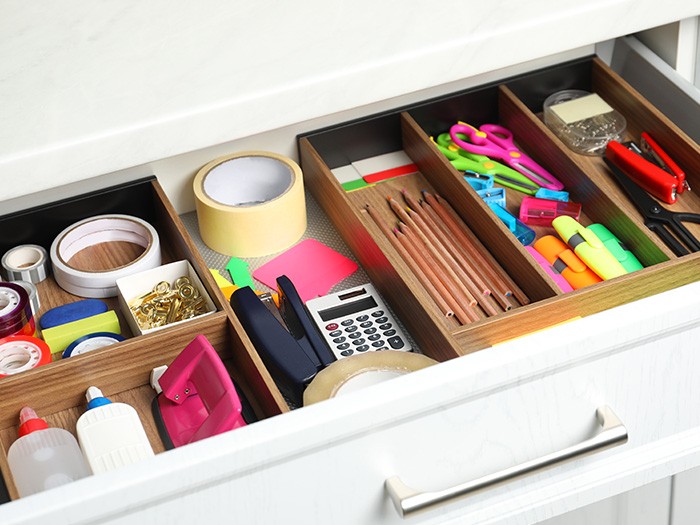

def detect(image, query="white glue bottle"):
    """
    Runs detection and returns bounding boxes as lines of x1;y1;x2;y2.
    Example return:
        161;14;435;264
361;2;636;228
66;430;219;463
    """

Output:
7;407;90;497
76;386;154;474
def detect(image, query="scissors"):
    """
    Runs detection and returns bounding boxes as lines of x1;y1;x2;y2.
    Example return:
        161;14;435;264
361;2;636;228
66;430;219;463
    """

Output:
449;122;565;191
433;133;540;195
603;157;700;256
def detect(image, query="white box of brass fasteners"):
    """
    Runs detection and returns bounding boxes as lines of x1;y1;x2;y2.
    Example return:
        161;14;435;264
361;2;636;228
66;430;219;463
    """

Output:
116;260;216;336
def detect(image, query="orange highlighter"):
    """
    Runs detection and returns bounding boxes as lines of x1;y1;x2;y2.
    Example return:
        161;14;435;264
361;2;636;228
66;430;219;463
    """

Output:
533;235;602;290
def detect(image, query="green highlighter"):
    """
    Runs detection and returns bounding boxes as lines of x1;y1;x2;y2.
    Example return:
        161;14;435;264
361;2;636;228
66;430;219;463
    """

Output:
588;224;644;273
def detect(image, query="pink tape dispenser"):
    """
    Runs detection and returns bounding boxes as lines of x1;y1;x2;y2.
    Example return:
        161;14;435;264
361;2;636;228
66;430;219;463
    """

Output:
150;335;247;449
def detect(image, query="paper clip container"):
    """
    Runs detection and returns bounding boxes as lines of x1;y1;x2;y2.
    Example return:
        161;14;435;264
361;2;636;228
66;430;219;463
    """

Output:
519;196;581;227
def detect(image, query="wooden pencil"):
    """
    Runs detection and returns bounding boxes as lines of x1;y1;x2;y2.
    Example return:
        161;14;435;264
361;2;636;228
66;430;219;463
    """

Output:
399;221;479;313
402;189;494;299
364;204;455;320
424;191;530;305
395;229;475;324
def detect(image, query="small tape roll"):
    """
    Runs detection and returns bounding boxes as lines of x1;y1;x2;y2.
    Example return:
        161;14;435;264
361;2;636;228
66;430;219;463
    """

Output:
63;332;125;358
1;244;50;284
193;151;307;257
13;280;40;315
50;214;161;298
303;351;437;406
42;310;120;354
0;282;34;338
0;335;52;377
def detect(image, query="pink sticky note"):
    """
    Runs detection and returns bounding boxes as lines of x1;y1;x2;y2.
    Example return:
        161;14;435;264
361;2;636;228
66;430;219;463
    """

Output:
253;239;358;301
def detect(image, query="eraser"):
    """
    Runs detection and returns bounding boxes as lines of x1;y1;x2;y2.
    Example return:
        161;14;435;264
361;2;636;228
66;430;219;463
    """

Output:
42;310;121;354
40;299;108;330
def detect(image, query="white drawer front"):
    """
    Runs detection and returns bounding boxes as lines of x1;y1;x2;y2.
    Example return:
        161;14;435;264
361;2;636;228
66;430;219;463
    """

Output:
3;281;700;525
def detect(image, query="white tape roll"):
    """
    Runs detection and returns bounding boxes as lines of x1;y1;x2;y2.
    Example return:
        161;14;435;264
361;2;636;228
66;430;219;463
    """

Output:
1;244;50;283
193;151;306;257
303;351;437;406
50;215;161;298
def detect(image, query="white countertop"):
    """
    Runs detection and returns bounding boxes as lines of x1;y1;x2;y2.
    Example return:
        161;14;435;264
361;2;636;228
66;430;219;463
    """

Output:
2;1;699;203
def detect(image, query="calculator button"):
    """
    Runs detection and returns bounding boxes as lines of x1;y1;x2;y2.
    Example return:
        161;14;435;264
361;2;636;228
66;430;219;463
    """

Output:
340;349;354;357
337;343;350;350
367;334;381;341
359;321;373;328
341;319;354;326
376;317;388;324
352;338;366;346
345;325;358;333
349;332;362;339
356;345;369;352
364;327;377;335
356;315;369;322
333;336;346;344
371;341;384;348
371;310;384;317
379;323;392;331
325;323;339;331
329;330;342;337
388;336;405;349
383;329;396;337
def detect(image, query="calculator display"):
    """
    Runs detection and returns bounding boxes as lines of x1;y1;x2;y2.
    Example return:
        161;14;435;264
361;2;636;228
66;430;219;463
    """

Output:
318;296;378;321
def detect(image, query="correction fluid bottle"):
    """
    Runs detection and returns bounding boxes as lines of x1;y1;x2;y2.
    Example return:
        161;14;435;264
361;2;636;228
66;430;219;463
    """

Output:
76;386;154;474
7;407;90;497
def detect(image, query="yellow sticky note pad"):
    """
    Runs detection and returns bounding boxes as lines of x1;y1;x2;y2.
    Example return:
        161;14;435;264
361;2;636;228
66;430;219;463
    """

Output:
42;311;121;354
550;94;613;124
209;268;232;289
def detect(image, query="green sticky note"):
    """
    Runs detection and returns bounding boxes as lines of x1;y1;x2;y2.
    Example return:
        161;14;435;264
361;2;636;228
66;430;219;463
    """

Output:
226;257;254;289
342;179;373;192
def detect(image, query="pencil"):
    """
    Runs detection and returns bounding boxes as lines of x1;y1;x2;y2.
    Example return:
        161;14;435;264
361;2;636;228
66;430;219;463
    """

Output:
388;196;478;308
425;191;530;306
395;228;475;324
364;204;455;320
399;221;479;315
402;189;494;299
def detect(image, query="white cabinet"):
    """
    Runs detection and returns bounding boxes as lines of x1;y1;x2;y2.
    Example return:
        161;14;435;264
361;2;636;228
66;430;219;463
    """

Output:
0;3;699;524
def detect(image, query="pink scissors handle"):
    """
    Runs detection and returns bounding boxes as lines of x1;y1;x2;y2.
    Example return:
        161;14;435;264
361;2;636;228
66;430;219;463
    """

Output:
450;123;564;191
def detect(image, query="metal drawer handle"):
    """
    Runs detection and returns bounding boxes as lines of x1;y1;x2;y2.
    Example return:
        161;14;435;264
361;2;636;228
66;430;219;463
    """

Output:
385;405;628;518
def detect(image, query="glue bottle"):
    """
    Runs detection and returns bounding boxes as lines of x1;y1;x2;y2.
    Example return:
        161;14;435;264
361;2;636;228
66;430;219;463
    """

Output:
76;386;154;474
7;407;90;497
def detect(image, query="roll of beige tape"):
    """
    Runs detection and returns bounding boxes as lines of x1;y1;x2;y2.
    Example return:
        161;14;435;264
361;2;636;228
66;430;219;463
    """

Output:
303;351;437;405
193;151;307;257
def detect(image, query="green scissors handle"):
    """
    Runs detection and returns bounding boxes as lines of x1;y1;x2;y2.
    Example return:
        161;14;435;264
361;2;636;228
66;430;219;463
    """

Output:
433;133;539;195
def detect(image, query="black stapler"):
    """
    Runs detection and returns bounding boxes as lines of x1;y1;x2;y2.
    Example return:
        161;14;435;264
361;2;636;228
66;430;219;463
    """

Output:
230;275;335;406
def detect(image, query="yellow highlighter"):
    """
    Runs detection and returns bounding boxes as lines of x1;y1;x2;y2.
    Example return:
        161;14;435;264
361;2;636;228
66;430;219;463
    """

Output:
552;216;627;280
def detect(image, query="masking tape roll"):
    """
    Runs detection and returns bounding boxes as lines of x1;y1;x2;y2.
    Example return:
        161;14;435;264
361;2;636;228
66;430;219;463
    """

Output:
0;335;52;377
1;244;50;284
303;351;437;406
50;214;161;298
193;151;307;257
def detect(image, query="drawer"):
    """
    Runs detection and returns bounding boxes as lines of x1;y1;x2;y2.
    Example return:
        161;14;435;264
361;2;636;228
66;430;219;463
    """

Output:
299;55;700;360
1;42;700;525
0;178;287;501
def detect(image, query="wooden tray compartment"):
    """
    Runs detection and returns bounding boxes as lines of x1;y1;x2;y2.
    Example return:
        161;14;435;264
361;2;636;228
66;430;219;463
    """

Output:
0;177;287;501
299;56;700;360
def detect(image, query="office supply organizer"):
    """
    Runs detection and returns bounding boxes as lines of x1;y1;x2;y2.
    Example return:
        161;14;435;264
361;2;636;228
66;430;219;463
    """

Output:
299;56;700;359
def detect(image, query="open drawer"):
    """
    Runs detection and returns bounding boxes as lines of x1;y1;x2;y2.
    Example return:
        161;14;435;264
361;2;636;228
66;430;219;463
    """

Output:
299;55;700;359
0;178;287;501
1;42;700;525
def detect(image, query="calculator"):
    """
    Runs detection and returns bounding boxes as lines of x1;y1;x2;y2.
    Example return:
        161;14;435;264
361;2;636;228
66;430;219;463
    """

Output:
305;283;412;360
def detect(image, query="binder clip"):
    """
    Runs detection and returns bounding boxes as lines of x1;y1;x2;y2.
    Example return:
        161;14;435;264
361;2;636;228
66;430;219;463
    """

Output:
150;335;248;449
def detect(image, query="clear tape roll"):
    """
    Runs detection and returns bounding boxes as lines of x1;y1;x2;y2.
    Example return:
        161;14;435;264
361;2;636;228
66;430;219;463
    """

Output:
13;280;40;315
303;351;437;406
50;214;161;298
193;151;307;257
1;244;50;284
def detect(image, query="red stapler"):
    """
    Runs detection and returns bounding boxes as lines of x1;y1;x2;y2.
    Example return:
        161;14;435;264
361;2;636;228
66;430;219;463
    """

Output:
606;132;687;204
151;335;247;449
